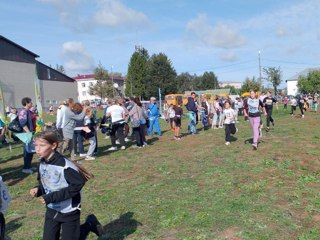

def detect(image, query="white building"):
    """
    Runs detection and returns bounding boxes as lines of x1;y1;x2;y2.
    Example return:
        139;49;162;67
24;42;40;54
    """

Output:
74;74;126;103
286;68;320;96
219;81;242;89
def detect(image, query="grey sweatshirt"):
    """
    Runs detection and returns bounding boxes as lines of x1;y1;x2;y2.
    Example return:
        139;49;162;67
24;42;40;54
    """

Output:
62;108;85;139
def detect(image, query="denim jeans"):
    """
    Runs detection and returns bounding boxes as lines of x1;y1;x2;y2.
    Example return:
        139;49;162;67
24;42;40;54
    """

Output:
23;145;34;169
188;112;197;133
73;130;84;154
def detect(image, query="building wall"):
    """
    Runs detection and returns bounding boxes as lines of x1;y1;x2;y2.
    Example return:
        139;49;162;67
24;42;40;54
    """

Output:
219;82;242;89
42;80;78;107
77;79;97;103
0;59;77;109
0;59;37;108
287;80;298;96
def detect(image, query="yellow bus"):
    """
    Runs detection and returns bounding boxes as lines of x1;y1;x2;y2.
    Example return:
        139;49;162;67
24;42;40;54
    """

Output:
165;94;184;105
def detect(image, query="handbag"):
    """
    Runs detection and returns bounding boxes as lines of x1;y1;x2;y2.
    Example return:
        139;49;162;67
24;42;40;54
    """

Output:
8;117;23;133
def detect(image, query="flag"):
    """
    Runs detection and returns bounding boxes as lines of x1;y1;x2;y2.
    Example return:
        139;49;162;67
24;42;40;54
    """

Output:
34;67;43;118
0;81;8;125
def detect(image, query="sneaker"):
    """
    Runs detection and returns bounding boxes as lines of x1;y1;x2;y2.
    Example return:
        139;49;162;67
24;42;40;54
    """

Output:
108;146;117;151
85;214;103;236
85;156;95;161
252;143;258;150
125;137;130;142
105;135;110;139
116;140;120;144
22;169;33;174
218;126;223;129
79;153;87;157
302;115;305;118
236;128;239;133
73;154;77;157
121;146;126;150
143;141;148;146
175;136;181;141
225;141;230;145
31;167;38;171
266;127;270;132
259;128;262;137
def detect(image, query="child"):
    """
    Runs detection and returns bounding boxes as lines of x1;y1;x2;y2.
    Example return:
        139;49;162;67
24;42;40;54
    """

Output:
224;101;237;146
167;104;175;131
173;100;183;140
29;130;92;240
0;176;11;240
290;97;297;116
82;108;97;161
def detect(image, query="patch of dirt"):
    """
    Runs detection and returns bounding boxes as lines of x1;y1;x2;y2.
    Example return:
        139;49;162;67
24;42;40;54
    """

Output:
217;227;242;240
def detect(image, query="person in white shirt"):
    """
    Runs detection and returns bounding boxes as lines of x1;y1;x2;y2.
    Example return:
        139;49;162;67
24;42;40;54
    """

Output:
224;101;238;145
167;104;175;130
56;101;67;137
106;99;126;151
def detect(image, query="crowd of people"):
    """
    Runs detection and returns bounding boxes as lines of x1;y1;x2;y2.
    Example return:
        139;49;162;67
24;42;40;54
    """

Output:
0;90;318;239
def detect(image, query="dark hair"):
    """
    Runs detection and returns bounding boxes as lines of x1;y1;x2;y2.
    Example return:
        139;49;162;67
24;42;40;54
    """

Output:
34;130;61;147
191;92;196;95
21;97;32;106
134;97;142;107
177;99;183;106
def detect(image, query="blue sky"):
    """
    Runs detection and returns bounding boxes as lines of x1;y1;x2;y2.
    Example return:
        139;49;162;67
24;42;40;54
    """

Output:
1;0;319;88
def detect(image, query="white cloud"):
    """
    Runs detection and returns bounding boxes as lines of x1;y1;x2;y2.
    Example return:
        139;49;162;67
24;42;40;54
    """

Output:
62;41;95;73
219;51;238;62
38;0;150;32
186;14;247;49
93;0;149;27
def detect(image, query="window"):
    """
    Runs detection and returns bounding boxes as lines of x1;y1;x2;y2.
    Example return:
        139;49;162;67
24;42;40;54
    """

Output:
46;100;51;105
52;100;58;105
82;83;86;87
82;91;86;97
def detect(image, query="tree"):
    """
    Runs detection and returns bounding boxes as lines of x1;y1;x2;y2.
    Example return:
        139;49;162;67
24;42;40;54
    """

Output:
297;70;320;94
176;72;195;93
240;77;260;94
55;64;65;73
192;72;219;91
263;66;282;94
145;53;177;99
126;47;149;98
88;63;113;99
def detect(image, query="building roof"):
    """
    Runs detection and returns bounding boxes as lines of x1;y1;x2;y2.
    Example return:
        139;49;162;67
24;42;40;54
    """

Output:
37;61;75;82
0;35;39;58
286;67;320;82
73;74;126;81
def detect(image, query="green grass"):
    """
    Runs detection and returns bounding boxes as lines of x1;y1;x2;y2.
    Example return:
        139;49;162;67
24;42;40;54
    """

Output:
1;107;320;239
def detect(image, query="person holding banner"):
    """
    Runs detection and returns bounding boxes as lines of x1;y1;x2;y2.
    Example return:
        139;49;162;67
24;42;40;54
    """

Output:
18;97;36;174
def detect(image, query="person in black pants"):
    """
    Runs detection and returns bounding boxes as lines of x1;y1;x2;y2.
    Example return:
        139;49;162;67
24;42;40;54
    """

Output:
298;94;305;118
263;91;278;132
129;98;148;148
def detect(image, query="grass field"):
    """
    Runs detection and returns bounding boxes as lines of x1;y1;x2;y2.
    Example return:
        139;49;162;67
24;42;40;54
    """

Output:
1;107;320;240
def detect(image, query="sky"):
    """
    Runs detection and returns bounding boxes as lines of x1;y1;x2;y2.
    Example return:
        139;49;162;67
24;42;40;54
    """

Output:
1;0;320;88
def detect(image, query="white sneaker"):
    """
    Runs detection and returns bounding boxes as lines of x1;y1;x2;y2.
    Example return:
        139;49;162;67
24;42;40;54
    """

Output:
79;153;87;157
225;142;230;145
219;126;223;129
252;143;258;150
302;115;304;118
116;140;120;144
105;135;110;139
143;142;148;146
108;146;117;151
125;137;130;142
85;156;95;161
121;146;126;150
22;169;33;174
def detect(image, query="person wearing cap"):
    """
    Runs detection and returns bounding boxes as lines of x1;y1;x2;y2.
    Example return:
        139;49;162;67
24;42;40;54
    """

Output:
147;97;161;136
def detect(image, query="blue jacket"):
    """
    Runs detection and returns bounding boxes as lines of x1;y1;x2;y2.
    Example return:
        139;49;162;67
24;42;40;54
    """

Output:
186;97;197;113
147;103;159;117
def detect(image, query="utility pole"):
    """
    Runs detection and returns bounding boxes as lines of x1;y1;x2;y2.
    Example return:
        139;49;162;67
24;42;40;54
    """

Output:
111;65;114;97
258;50;262;91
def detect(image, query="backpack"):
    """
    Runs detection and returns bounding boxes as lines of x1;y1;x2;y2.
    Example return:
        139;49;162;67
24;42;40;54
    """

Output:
7;116;23;133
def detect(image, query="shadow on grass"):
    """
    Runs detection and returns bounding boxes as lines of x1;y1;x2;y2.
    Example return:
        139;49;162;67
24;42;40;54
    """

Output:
6;216;25;235
0;153;24;165
1;164;37;186
100;212;142;240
